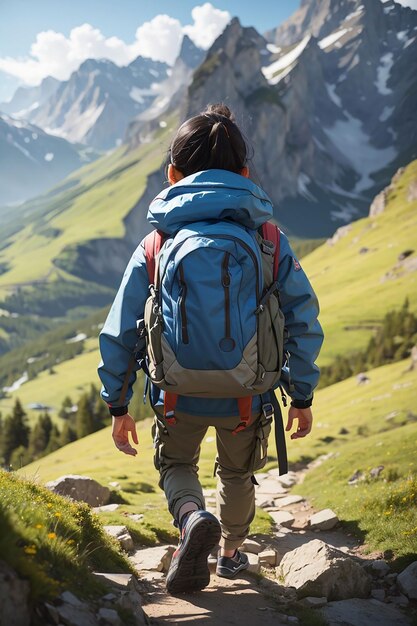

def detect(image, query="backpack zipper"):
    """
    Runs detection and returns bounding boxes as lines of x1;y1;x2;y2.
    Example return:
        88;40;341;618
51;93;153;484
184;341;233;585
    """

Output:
159;234;261;302
222;252;231;342
178;264;189;344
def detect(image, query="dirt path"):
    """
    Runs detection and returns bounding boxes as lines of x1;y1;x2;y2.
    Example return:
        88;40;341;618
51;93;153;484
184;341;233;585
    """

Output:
142;573;294;625
132;464;407;626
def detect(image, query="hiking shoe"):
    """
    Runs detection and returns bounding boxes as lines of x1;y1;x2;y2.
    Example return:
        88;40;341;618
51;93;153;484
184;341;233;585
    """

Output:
166;510;221;594
216;550;249;578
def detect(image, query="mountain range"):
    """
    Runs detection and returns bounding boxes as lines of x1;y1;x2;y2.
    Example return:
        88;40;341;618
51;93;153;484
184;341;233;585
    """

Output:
4;0;414;233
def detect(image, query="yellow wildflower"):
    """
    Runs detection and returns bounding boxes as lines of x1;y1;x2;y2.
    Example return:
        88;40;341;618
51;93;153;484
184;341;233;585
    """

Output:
47;532;57;540
47;503;53;508
35;524;43;529
24;545;37;555
54;512;62;518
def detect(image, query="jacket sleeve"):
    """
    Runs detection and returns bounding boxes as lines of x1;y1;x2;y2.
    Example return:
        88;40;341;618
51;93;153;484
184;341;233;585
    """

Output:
277;231;324;403
98;242;149;409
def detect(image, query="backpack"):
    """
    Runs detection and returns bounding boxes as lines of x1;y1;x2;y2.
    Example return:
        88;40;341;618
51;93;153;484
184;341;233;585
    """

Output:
118;220;288;475
144;220;284;392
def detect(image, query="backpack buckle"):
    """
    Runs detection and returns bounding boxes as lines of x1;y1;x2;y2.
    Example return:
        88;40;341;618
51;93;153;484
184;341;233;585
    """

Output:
165;411;177;426
262;402;274;420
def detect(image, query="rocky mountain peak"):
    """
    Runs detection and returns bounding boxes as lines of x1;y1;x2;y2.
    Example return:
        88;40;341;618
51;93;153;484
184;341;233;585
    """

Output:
178;35;205;69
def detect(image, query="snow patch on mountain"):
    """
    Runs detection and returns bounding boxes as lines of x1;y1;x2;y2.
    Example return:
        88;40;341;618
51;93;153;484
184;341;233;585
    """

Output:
324;113;397;192
262;36;310;84
379;106;394;122
266;43;282;54
375;53;394;95
344;6;364;22
298;173;317;202
318;28;349;50
129;87;156;103
3;372;29;393
326;84;342;107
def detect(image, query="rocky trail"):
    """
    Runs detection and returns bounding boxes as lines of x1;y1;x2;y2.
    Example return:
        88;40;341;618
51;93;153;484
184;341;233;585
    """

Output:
25;463;416;626
123;462;415;626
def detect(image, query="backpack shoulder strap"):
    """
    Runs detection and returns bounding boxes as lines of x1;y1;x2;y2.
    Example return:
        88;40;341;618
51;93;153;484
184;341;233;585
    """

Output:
261;222;281;281
143;230;166;283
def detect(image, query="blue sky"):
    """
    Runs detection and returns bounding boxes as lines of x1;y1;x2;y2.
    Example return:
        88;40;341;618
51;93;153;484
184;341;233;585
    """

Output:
0;1;300;101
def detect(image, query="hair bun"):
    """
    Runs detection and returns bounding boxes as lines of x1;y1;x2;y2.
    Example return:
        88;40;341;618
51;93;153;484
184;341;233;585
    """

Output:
205;103;234;121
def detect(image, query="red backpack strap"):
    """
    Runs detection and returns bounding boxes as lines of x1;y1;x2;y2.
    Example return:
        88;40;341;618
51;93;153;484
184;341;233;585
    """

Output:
143;230;165;283
261;222;280;281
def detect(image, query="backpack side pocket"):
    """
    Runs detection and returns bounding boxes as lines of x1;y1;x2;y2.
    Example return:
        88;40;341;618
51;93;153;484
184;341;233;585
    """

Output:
248;414;272;473
144;293;164;383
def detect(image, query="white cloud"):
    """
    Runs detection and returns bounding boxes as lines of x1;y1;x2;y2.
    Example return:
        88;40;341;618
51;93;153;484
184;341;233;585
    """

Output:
0;3;231;87
183;3;231;49
132;15;183;63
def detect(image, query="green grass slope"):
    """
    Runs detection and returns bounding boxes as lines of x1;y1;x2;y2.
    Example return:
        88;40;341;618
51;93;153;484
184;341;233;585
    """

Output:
302;160;417;365
19;357;417;561
0;119;176;303
0;470;135;603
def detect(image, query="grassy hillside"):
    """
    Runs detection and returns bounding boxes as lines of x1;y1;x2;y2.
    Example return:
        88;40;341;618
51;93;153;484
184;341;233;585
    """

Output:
1;161;416;428
0;471;135;604
0;118;176;305
19;357;417;561
302;160;417;365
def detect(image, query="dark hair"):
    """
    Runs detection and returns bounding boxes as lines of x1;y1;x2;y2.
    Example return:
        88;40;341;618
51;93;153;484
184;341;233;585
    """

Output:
169;103;248;177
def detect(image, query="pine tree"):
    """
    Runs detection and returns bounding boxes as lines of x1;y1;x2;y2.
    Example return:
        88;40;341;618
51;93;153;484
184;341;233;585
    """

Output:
46;425;61;454
2;399;30;464
28;412;53;460
75;394;94;438
60;423;77;447
58;396;73;420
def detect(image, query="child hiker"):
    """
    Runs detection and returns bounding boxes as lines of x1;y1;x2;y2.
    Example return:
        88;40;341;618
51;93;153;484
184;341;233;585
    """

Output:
98;103;323;594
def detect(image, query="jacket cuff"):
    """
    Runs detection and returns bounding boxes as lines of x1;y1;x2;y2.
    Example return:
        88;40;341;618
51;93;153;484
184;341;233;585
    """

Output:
108;405;129;417
290;396;313;409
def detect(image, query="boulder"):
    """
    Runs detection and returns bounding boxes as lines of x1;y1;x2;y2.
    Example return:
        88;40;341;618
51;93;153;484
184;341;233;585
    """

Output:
130;546;176;573
56;591;97;626
92;573;140;591
369;190;387;217
96;607;121;626
327;224;352;245
46;475;110;506
371;589;385;601
270;471;298;488
93;504;120;513
276;495;305;507
256;479;288;495
397;561;417;600
103;526;134;552
0;561;31;626
309;509;339;530
241;539;263;554
369;559;390;577
269;511;295;528
246;552;260;574
321;598;411;626
259;549;277;567
279;540;372;600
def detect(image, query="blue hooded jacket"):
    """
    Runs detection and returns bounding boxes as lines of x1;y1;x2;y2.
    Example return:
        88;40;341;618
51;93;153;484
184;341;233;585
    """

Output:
98;170;324;416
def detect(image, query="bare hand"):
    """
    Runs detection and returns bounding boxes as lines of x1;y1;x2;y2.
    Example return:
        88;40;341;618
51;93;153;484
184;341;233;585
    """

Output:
286;406;313;440
112;414;139;456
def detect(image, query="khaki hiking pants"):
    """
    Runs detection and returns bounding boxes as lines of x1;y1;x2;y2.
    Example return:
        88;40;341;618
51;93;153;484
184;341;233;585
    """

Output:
152;409;272;551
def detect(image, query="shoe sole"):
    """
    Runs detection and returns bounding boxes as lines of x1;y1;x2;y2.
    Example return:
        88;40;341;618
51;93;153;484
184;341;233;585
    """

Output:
166;514;221;594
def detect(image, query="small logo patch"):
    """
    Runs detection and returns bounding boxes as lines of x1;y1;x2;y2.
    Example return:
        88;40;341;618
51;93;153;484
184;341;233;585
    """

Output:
293;258;302;272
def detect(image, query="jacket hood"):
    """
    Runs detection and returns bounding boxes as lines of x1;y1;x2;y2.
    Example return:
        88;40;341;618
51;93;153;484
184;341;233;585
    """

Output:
147;169;273;234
